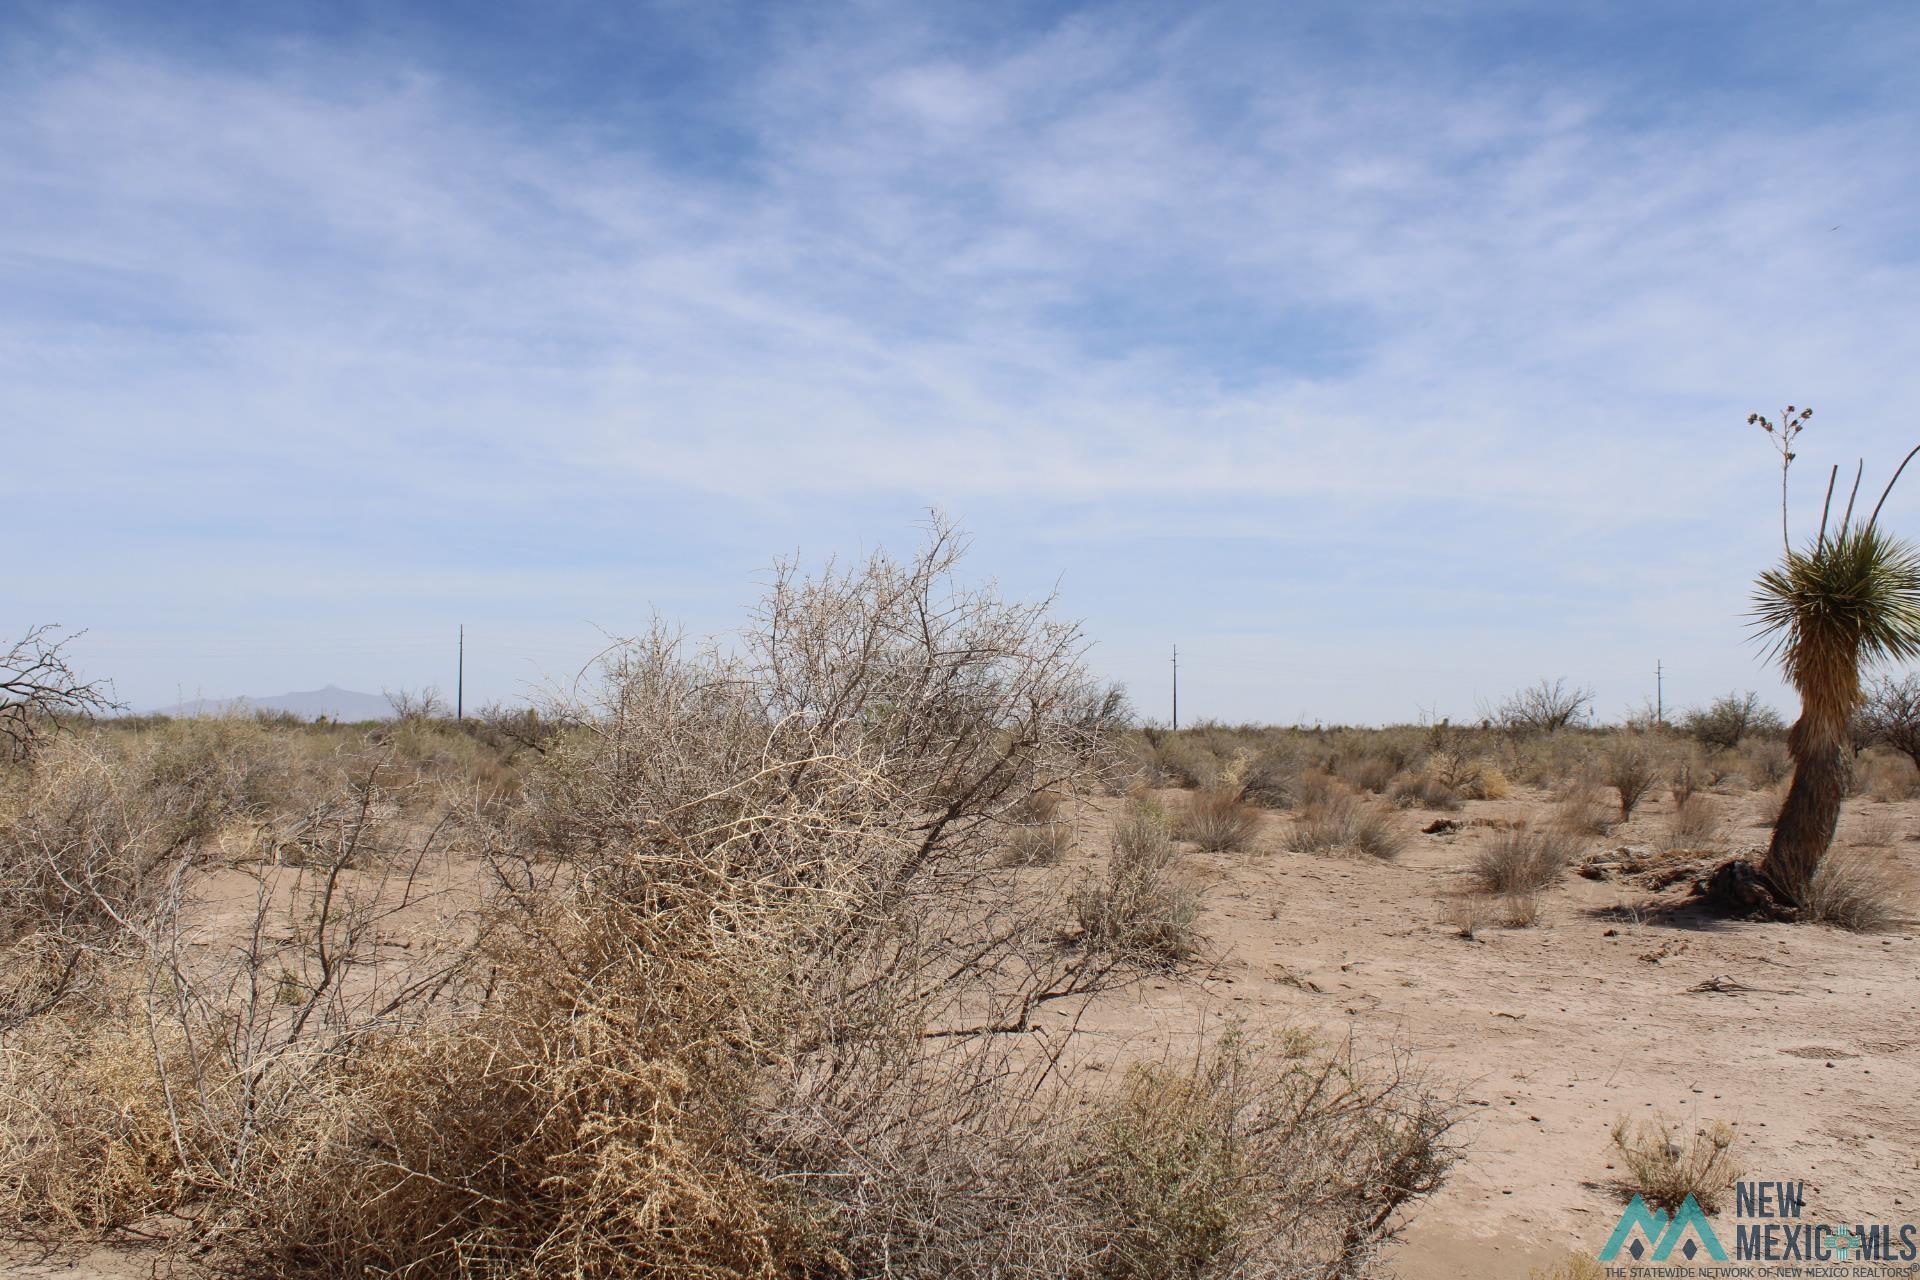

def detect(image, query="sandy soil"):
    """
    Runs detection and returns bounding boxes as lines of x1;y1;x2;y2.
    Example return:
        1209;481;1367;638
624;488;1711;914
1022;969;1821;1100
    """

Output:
7;784;1916;1279
1057;785;1920;1276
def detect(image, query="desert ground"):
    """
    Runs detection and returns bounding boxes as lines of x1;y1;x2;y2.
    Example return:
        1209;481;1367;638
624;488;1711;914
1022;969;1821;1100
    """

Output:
1053;781;1920;1276
4;702;1918;1279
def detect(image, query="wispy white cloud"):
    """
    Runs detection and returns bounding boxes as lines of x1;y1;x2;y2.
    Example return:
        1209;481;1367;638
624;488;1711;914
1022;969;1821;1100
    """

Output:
5;3;1919;718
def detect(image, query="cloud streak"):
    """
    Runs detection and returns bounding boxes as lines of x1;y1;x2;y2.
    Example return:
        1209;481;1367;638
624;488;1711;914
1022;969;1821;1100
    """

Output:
6;2;1919;719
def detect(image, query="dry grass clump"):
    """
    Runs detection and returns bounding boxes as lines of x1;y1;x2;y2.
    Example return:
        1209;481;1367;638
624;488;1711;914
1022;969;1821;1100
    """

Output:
1085;1033;1460;1278
1748;780;1788;829
1173;786;1262;852
1151;735;1222;789
1609;1114;1742;1214
1390;769;1461;810
1292;768;1346;812
1441;891;1540;937
1802;845;1913;932
1124;784;1167;819
1470;827;1579;896
1004;820;1075;866
1669;754;1702;807
1666;794;1723;850
1335;753;1398;795
1471;764;1513;800
1859;749;1920;801
1549;782;1616;836
1075;810;1200;965
1391;733;1510;810
1002;790;1075;866
1145;730;1303;802
1499;729;1599;788
1220;744;1305;808
1499;891;1542;928
1605;739;1659;820
1288;792;1407;861
1531;1254;1605;1280
1737;737;1792;788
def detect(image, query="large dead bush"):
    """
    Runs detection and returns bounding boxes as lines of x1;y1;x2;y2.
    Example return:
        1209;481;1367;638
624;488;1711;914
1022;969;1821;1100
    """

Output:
0;522;1460;1278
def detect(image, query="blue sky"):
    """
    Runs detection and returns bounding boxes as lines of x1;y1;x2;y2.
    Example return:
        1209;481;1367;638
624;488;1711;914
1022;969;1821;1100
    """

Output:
7;1;1920;722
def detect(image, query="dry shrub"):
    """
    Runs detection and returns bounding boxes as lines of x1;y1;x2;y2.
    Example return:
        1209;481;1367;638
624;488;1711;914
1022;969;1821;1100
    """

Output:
1293;768;1346;812
1609;1114;1742;1214
1860;750;1920;802
1154;736;1221;790
1335;753;1398;796
1550;782;1615;836
1701;748;1744;789
1498;891;1542;928
1500;728;1600;787
1470;828;1578;896
1003;791;1074;866
1224;745;1304;809
1;740;185;1011
1439;894;1487;940
1;789;464;1237
1390;769;1460;811
1605;739;1659;821
376;715;525;798
1124;785;1168;821
1739;738;1792;788
1391;730;1507;811
1173;786;1261;852
1289;793;1407;861
1681;692;1783;751
1803;845;1913;933
0;725;364;1025
1473;765;1513;799
1440;891;1537;936
136;715;345;840
1393;762;1510;808
1748;780;1788;829
1666;794;1723;850
0;970;190;1229
2;525;1463;1278
1494;679;1593;734
1075;811;1200;964
1087;1033;1460;1278
1004;821;1075;866
0;722;424;1019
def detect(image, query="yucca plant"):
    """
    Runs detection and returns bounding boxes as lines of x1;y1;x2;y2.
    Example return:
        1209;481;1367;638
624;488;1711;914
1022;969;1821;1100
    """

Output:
1748;406;1920;905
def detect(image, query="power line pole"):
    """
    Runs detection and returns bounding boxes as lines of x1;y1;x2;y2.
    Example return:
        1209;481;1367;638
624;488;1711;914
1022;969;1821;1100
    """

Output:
457;624;465;721
1171;644;1179;731
1655;658;1663;727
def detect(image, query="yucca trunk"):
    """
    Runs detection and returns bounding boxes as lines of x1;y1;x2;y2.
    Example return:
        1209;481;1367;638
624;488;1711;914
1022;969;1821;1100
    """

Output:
1761;716;1849;906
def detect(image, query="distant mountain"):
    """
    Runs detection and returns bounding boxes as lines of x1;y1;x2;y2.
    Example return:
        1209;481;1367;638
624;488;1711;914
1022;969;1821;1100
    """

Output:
151;685;393;722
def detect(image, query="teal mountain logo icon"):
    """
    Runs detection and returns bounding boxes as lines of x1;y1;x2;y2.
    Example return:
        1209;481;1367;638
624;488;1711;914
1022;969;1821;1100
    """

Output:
1600;1195;1728;1263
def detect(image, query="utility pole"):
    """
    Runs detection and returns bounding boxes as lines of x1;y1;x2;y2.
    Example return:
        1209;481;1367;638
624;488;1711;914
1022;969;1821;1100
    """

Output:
457;624;465;721
1171;644;1179;731
1655;659;1663;727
